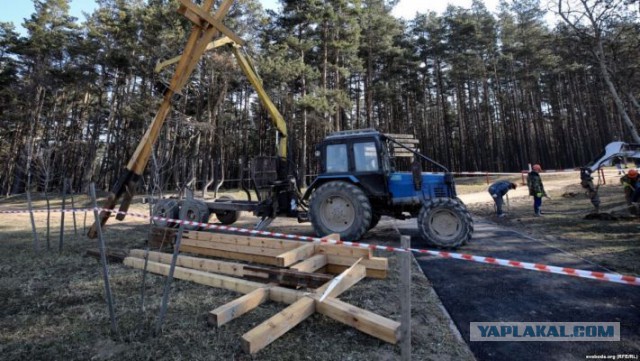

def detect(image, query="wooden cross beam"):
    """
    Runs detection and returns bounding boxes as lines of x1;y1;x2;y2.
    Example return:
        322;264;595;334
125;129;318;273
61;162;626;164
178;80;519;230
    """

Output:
124;255;400;355
89;0;240;237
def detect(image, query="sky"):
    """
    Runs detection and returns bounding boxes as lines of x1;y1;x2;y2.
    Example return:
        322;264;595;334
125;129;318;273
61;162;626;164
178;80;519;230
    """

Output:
2;0;506;36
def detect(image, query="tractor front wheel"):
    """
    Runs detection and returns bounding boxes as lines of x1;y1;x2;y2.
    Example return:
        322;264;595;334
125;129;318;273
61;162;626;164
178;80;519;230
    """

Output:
309;181;372;242
417;198;473;248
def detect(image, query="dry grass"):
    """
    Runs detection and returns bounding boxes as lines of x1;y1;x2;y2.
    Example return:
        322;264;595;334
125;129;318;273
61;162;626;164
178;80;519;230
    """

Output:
0;195;474;361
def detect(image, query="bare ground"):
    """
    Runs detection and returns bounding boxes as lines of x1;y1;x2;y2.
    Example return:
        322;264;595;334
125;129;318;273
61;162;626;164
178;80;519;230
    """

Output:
457;169;640;276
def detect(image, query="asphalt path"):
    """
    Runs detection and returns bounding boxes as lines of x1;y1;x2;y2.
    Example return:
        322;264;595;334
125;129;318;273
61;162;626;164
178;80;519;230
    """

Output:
395;218;640;361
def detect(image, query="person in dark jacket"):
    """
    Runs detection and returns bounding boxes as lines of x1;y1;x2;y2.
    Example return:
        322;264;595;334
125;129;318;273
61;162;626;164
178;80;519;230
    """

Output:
527;164;548;216
488;180;517;217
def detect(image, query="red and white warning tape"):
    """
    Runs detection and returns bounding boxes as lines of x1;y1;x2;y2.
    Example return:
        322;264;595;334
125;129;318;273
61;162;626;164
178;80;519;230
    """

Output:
1;207;637;287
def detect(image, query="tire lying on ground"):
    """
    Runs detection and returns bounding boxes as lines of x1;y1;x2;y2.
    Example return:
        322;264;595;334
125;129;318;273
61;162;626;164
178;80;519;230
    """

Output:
180;199;211;230
417;197;473;248
309;181;372;242
151;199;180;228
214;195;241;225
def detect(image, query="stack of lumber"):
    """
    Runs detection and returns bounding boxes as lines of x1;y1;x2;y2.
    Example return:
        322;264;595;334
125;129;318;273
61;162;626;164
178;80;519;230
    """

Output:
147;228;388;278
385;133;420;157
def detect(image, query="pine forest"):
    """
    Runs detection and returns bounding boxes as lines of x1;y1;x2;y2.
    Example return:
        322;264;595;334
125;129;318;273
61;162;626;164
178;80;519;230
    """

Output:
0;0;639;195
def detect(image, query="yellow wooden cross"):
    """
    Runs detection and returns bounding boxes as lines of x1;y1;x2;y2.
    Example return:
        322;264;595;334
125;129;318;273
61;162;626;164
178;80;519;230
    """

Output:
89;0;245;237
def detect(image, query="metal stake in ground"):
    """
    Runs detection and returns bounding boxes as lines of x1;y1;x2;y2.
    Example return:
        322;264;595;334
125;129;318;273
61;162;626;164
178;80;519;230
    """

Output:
59;178;67;253
155;201;187;335
68;178;78;236
89;183;119;336
400;235;412;360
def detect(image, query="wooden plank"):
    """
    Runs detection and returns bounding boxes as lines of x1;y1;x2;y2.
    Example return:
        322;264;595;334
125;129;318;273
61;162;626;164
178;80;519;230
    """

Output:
392;138;420;144
275;243;315;267
316;297;400;344
326;255;388;271
316;263;366;299
241;297;316;354
393;149;417;155
129;249;247;277
243;264;333;289
130;249;331;289
209;287;269;327
290;254;327;273
316;244;371;258
385;133;415;139
178;0;245;46
181;238;284;257
179;244;281;266
123;257;302;304
184;230;303;250
326;264;387;279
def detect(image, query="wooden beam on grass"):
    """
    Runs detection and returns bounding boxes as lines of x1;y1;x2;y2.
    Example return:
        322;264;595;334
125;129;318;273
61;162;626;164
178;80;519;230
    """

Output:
209;287;270;327
315;297;401;344
290;254;327;273
179;244;281;266
326;264;387;279
275;243;315;267
244;264;332;289
124;257;402;348
326;255;388;271
241;297;316;354
123;257;301;304
316;259;365;299
181;238;285;257
130;249;246;277
315;244;372;258
129;250;332;288
183;230;303;250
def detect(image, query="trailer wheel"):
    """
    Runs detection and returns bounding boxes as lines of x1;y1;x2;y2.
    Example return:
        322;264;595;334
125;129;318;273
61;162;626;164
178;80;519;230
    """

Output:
151;199;179;228
214;195;241;225
181;200;211;230
417;198;473;248
309;181;372;242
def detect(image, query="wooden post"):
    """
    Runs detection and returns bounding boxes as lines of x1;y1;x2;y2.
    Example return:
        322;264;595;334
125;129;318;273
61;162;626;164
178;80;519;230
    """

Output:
59;178;67;253
89;183;119;336
155;200;187;335
400;235;412;360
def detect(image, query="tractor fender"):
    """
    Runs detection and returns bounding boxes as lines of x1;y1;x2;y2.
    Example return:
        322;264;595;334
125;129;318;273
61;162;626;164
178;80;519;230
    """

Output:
302;175;360;201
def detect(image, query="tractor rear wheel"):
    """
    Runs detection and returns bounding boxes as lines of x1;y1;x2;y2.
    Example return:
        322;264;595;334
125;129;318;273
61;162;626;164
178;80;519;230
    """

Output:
417;198;473;248
309;181;372;242
151;199;179;228
369;213;381;230
214;195;241;225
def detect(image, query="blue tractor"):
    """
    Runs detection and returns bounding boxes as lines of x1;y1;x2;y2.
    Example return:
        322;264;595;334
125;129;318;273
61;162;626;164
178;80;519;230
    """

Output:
302;129;473;248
